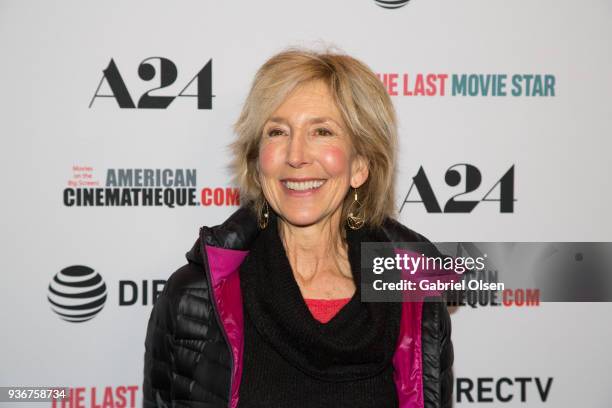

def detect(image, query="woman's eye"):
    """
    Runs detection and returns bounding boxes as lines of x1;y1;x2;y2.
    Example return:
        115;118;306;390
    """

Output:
267;128;285;137
315;128;333;136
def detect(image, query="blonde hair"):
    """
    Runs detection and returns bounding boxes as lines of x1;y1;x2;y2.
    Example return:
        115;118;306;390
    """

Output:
228;46;398;231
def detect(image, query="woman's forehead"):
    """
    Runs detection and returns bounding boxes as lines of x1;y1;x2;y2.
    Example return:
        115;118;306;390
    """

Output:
266;81;345;125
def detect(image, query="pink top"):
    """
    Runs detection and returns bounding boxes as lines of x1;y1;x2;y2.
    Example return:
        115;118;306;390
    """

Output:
303;297;352;323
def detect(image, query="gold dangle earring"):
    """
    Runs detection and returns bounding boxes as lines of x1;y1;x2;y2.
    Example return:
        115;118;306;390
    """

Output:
346;187;365;230
259;200;269;229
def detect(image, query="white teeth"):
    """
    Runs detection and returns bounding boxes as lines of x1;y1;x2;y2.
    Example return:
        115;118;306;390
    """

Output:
283;180;325;191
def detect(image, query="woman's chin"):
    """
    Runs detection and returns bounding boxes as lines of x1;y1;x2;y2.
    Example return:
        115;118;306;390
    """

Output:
278;211;329;228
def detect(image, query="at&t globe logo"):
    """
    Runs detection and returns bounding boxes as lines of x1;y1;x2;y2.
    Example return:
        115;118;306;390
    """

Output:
48;265;107;323
375;0;410;9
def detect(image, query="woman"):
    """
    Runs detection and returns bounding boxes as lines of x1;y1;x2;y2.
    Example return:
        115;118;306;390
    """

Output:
143;48;453;408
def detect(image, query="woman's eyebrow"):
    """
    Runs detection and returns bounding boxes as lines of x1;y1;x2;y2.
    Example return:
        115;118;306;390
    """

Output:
267;116;289;125
266;116;342;126
306;116;341;126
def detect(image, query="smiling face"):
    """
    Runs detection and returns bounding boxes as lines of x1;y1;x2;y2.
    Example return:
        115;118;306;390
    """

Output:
257;80;369;228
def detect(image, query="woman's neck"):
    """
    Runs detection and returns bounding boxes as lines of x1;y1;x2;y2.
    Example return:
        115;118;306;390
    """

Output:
277;211;355;299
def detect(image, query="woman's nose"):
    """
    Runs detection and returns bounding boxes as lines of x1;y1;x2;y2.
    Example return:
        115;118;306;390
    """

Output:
286;131;310;168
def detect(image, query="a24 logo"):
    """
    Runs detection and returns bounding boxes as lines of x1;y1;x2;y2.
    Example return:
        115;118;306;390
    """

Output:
89;57;213;109
400;164;516;213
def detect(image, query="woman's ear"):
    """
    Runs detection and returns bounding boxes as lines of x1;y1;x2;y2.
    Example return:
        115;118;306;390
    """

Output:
350;154;369;188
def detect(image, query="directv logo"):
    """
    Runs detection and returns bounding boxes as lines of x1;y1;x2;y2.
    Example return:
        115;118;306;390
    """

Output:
48;265;107;323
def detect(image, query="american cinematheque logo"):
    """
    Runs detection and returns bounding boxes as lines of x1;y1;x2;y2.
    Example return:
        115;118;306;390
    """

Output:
63;166;240;208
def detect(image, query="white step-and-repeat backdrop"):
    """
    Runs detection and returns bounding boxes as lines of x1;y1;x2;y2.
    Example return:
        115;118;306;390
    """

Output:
1;0;611;406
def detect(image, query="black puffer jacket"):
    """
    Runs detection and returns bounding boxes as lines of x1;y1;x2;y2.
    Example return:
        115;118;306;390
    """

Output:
143;207;453;407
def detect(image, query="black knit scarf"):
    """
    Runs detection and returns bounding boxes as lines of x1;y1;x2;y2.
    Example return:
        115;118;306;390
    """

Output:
239;212;402;383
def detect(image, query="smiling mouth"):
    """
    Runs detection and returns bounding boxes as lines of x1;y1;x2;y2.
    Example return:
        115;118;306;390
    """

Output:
281;179;326;191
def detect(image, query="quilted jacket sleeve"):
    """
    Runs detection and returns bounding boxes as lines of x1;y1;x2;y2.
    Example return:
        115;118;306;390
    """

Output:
439;302;454;408
422;300;454;408
143;282;175;408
